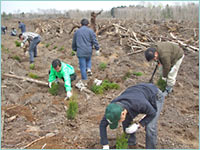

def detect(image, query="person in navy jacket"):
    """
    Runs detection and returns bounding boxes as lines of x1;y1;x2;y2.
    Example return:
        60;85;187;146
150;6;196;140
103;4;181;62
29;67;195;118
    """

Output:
99;83;165;149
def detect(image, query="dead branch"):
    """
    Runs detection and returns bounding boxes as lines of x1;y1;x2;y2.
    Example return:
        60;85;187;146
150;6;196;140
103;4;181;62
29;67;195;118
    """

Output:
3;73;48;86
23;133;56;149
170;32;199;52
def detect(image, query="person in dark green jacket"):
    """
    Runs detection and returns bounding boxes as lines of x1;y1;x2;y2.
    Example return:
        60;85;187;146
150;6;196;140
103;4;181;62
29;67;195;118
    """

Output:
145;42;184;96
48;59;76;99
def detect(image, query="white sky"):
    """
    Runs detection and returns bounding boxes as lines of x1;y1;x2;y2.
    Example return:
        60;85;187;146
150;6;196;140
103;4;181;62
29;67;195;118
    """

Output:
1;1;199;14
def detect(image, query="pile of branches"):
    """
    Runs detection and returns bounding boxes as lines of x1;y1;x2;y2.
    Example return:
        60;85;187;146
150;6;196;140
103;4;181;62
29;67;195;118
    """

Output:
96;20;199;54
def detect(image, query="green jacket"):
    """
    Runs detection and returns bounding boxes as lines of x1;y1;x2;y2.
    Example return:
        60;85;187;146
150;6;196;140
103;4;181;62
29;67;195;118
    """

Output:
151;42;184;77
48;62;75;92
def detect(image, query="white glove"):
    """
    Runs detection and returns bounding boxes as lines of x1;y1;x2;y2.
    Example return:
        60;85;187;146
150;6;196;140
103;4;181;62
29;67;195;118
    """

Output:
67;91;72;98
162;77;167;82
20;42;24;48
125;123;140;134
96;50;100;56
48;82;52;88
94;78;102;86
103;145;109;149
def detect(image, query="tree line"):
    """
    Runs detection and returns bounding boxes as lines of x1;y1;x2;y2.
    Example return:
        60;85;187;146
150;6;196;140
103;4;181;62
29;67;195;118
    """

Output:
1;3;198;22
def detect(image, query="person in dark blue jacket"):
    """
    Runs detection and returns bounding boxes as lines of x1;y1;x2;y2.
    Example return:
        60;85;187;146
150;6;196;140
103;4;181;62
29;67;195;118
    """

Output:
18;21;26;33
72;18;100;83
99;83;165;149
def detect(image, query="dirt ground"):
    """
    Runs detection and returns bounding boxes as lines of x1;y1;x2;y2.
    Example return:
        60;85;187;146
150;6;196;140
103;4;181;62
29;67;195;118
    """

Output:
1;18;199;149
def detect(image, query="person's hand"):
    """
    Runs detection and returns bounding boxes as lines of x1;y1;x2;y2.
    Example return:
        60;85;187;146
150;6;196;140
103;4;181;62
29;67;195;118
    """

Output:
66;91;72;99
48;82;52;88
162;77;167;82
20;42;24;48
96;50;100;56
163;90;168;97
103;145;109;149
125;123;140;134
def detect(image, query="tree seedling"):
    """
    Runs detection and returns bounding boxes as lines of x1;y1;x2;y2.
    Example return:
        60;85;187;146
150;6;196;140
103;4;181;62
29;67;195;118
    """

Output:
28;72;39;79
91;80;119;94
59;46;64;51
53;46;57;49
133;71;143;76
116;133;129;149
99;62;107;71
67;96;78;120
30;63;35;70
157;77;167;92
45;43;50;48
123;71;132;80
12;55;21;62
15;41;21;47
48;82;59;96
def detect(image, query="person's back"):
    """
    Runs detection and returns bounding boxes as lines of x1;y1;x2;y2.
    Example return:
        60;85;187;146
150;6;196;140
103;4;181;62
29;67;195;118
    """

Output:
18;21;26;33
75;26;95;57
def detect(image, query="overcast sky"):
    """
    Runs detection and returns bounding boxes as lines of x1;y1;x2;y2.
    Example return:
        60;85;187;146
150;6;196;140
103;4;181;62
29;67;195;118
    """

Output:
1;1;199;14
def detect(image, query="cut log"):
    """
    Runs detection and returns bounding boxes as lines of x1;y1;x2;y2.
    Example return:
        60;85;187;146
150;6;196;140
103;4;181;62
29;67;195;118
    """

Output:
3;73;48;86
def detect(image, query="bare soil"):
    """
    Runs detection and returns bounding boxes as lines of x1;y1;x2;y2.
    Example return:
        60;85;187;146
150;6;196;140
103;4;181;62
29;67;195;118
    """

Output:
1;18;199;149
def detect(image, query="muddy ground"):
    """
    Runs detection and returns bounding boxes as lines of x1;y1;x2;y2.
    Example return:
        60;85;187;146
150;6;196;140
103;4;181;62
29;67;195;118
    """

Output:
1;18;199;149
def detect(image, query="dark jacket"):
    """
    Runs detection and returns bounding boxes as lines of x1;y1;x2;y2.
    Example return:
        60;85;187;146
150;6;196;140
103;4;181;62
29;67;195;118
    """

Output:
152;42;184;77
99;83;159;145
72;26;99;58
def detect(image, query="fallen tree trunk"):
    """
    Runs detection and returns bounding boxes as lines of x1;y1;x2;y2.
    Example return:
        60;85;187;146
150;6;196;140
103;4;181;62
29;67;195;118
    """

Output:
3;73;48;86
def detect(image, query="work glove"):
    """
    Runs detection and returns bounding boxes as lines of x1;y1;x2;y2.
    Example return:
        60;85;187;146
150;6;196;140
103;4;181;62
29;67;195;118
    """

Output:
20;42;24;48
48;82;52;88
125;123;140;134
162;77;167;82
65;91;72;100
103;145;109;149
96;50;100;56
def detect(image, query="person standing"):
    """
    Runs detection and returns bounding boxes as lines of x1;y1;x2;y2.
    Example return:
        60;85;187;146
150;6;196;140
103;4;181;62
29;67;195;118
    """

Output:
19;32;41;65
99;83;165;149
144;42;184;96
72;18;100;85
18;21;26;33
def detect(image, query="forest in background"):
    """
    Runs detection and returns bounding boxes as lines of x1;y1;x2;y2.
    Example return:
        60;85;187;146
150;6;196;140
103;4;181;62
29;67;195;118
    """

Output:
1;2;198;22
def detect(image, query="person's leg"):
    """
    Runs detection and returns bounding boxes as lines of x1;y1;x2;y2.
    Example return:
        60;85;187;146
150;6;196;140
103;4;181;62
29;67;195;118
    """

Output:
29;41;35;63
145;89;165;149
70;73;77;82
86;56;92;71
33;37;41;57
78;57;87;80
167;55;184;87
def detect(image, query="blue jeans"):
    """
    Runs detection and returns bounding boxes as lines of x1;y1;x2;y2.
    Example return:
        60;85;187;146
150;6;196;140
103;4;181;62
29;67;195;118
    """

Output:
29;36;41;63
78;56;92;80
123;89;165;149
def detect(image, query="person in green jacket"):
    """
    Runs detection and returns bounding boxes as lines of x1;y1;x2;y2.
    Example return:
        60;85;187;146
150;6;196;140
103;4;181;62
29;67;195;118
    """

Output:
145;42;184;96
48;59;76;99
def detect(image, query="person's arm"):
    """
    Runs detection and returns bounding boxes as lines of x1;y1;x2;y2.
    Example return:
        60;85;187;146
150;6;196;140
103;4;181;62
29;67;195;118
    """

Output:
99;115;109;146
22;34;29;44
48;66;56;83
139;102;157;127
160;56;171;78
91;31;99;51
72;32;77;51
62;67;73;92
